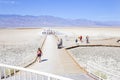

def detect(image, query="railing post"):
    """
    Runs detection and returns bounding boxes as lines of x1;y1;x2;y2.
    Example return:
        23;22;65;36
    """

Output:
4;68;6;80
48;76;50;80
29;72;32;80
8;69;12;80
0;68;1;80
25;71;27;80
36;74;38;80
19;71;21;80
24;71;26;80
41;75;44;80
14;69;16;80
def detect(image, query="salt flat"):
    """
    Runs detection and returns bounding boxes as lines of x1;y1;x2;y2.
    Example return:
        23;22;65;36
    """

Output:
0;28;45;67
54;27;120;37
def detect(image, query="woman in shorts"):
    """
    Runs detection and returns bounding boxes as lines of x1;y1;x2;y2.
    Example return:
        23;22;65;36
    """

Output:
37;48;42;62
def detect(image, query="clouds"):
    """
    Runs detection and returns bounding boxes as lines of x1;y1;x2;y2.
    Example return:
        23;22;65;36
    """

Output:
0;0;16;4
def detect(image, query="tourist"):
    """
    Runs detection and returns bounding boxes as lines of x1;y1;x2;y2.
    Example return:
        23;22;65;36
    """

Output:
79;35;83;42
60;38;63;46
57;38;63;49
75;38;78;45
86;35;89;43
57;39;60;48
37;48;42;62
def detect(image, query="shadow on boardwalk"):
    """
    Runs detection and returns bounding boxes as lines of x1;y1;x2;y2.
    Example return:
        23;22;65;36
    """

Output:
41;59;48;63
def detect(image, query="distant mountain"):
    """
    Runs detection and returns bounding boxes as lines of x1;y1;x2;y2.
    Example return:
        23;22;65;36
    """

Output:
0;15;120;27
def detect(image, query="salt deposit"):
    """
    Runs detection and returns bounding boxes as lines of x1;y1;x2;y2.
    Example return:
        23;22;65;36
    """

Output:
0;29;46;67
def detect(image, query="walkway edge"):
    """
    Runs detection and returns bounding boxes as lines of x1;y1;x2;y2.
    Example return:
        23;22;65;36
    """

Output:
64;48;97;80
64;48;88;73
24;35;47;68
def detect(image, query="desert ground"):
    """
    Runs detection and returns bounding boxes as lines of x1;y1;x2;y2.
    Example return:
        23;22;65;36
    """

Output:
0;28;46;67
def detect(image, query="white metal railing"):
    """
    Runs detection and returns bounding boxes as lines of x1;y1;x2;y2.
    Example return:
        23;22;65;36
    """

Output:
0;63;73;80
86;61;120;80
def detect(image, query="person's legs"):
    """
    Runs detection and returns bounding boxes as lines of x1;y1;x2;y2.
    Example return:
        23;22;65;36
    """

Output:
37;56;40;62
37;57;39;62
39;57;41;62
86;39;89;43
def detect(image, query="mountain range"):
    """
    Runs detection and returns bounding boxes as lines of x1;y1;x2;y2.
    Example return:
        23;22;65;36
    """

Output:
0;15;120;28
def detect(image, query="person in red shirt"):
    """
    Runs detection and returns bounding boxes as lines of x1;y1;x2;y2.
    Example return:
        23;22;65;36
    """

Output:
79;35;82;42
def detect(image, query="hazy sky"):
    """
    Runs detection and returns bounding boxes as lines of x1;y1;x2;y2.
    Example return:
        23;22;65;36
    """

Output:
0;0;120;21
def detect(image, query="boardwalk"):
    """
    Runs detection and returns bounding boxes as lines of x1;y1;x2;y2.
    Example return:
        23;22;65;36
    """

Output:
29;35;93;80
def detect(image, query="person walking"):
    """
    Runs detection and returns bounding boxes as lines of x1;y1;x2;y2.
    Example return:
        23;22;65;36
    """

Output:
37;48;42;62
86;35;89;43
79;35;83;42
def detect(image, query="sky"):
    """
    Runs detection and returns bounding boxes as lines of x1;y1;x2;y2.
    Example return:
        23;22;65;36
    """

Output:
0;0;120;21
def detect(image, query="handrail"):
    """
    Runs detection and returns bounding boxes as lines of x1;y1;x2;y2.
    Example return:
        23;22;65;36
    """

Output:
0;63;73;80
66;45;120;50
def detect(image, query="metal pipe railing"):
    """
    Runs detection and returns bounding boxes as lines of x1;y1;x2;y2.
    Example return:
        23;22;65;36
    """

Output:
0;63;73;80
